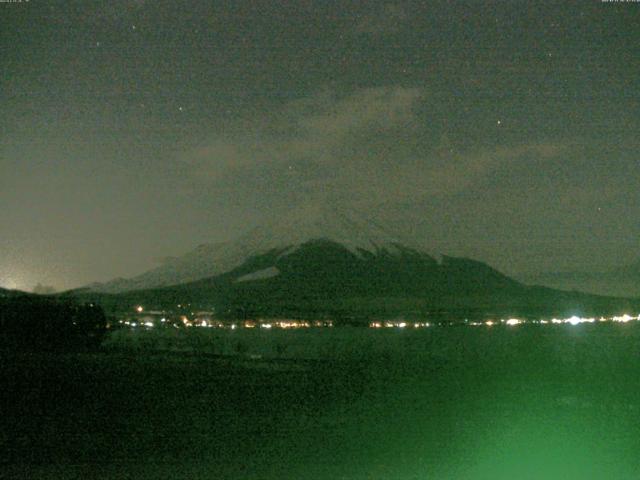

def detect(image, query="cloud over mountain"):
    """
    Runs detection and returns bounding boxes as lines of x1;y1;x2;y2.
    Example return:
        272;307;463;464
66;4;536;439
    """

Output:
182;86;568;210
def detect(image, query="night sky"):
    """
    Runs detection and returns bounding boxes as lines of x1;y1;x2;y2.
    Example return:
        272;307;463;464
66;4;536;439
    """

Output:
1;0;639;291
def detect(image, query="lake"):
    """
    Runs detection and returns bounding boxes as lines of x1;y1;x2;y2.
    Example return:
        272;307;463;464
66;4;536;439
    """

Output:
2;323;640;479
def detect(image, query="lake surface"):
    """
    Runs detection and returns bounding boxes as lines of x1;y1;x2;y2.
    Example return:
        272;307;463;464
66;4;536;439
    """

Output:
2;324;640;479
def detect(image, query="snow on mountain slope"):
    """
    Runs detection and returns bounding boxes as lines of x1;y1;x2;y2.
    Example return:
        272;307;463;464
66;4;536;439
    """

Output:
86;204;428;293
235;266;280;283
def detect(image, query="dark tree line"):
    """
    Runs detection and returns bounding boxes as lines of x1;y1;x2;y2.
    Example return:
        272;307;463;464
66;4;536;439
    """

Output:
0;295;107;351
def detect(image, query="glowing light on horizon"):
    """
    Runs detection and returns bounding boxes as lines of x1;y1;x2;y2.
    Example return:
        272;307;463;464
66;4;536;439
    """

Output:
114;306;640;331
612;314;635;323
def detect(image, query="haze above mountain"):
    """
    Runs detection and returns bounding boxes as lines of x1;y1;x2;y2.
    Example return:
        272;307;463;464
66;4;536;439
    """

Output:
520;262;640;298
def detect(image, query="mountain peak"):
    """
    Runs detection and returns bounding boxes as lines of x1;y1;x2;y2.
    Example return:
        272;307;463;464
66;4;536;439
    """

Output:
83;204;428;293
239;203;416;256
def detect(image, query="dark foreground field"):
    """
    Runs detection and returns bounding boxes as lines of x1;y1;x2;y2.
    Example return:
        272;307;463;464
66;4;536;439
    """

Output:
2;324;640;479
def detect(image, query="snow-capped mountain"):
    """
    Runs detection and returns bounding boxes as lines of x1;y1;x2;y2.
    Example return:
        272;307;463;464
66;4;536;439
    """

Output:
84;204;427;293
78;204;640;320
83;232;639;322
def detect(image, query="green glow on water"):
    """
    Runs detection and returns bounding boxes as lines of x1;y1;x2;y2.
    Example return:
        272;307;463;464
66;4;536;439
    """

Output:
436;405;639;479
5;325;640;479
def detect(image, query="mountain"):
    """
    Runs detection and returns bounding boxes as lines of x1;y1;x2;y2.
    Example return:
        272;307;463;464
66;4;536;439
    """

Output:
78;205;640;320
80;238;639;322
519;261;640;298
85;204;424;293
